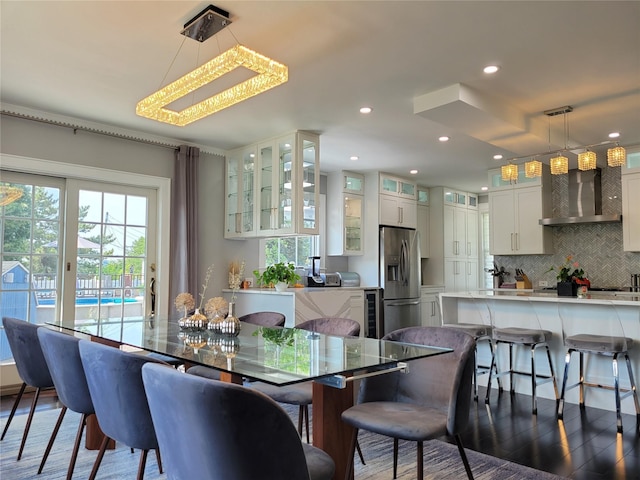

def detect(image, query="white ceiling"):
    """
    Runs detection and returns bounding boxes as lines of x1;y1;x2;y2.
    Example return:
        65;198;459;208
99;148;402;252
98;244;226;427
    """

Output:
1;1;639;193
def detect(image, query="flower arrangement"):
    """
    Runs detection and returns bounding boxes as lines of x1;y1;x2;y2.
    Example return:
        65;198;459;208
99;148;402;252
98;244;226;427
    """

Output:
205;296;229;318
547;255;585;283
229;260;245;303
197;263;215;311
174;292;195;318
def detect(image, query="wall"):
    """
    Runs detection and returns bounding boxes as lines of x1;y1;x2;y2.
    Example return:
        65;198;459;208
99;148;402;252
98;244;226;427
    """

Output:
495;165;640;288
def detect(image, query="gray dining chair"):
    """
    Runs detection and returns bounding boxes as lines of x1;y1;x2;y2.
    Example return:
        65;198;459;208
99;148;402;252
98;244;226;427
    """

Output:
341;326;476;480
37;328;96;479
1;317;55;461
78;340;169;480
141;362;335;480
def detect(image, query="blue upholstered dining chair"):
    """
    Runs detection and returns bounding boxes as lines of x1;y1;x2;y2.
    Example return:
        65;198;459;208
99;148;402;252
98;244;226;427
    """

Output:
141;362;335;480
1;317;55;461
36;328;96;479
341;326;476;480
78;340;169;480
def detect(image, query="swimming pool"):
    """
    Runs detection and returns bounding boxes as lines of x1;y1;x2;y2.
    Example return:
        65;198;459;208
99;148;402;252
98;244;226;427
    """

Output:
38;297;138;306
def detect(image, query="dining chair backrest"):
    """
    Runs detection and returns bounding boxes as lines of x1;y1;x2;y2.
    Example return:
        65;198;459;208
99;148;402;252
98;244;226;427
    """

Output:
296;317;361;337
142;362;314;480
2;317;53;389
78;340;166;451
239;311;286;327
359;326;475;435
37;328;93;415
558;300;630;352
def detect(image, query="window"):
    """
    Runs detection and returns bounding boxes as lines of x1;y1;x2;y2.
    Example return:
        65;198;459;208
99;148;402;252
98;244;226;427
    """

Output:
263;235;319;268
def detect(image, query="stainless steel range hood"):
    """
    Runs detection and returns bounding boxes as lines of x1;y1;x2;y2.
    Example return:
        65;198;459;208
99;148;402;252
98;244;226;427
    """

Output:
539;168;622;226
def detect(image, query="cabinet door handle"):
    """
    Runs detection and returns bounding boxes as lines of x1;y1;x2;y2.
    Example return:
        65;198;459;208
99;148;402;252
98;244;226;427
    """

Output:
514;233;519;251
235;213;241;233
467;242;471;256
510;233;514;251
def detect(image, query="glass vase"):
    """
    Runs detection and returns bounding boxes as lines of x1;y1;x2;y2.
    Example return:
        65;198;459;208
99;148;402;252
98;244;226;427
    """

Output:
189;308;208;331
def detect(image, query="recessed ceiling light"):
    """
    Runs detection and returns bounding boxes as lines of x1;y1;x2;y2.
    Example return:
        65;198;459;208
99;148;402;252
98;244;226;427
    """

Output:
608;132;621;138
350;156;359;161
410;169;418;175
359;107;372;114
483;65;500;74
481;186;489;191
438;136;450;142
493;154;503;160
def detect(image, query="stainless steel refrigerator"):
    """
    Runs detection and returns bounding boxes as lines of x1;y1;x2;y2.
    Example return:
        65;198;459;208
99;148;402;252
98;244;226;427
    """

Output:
379;226;421;337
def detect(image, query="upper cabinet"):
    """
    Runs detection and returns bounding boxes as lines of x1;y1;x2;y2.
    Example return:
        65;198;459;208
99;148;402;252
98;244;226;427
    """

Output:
622;146;640;251
488;166;552;255
378;173;417;228
327;171;364;256
225;131;319;239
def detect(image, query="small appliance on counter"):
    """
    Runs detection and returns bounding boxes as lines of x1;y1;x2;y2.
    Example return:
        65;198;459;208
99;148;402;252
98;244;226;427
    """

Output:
307;256;325;287
323;273;341;287
337;272;360;287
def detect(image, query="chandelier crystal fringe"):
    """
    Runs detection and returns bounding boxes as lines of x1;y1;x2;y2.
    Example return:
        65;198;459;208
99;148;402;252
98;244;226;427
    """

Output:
136;45;288;126
550;155;569;175
607;145;626;167
501;164;518;182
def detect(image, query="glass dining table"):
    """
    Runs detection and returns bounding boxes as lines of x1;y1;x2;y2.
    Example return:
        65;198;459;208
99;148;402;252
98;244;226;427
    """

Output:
47;316;452;480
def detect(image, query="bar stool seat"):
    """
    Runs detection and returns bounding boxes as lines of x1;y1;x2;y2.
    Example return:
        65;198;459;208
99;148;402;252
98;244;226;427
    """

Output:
564;334;631;353
493;327;552;345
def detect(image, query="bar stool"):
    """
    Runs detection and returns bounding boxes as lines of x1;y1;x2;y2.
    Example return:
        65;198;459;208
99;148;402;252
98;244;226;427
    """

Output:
485;298;559;414
441;294;500;401
557;301;640;433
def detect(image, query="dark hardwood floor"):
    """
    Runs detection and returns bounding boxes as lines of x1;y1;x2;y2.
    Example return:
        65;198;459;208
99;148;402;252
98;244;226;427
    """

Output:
2;386;638;479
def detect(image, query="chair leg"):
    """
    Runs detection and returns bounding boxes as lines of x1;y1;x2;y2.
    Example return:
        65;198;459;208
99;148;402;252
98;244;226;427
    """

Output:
66;413;88;480
509;343;514;394
1;382;26;441
88;435;110;480
613;353;623;433
558;349;572;419
485;347;496;405
416;440;423;480
17;386;42;460
137;449;148;480
297;405;304;438
546;345;559;401
155;447;163;474
578;352;585;407
393;437;399;479
530;344;537;414
472;343;479;401
356;438;366;465
304;405;310;444
344;428;358;480
38;405;67;473
623;352;640;433
454;434;474;480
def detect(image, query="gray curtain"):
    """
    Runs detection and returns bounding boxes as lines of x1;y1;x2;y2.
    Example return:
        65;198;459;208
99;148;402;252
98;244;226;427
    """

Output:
169;145;199;310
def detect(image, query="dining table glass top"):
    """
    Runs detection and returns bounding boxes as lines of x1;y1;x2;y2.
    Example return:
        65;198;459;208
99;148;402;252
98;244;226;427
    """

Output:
47;316;451;386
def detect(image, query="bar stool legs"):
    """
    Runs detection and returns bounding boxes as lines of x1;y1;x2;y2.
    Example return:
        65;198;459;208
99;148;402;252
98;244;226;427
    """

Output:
558;348;640;434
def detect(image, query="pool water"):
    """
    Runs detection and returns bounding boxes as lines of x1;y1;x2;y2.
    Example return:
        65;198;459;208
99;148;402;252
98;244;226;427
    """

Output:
38;298;138;306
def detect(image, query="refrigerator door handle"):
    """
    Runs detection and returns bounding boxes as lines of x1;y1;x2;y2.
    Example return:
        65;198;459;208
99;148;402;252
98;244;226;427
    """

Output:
385;300;420;307
400;239;409;286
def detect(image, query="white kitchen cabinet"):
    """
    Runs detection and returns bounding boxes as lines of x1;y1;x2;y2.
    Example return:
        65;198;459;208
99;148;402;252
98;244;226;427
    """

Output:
379;195;417;228
424;187;480;292
622;171;640;252
489;183;552;255
225;145;257;239
379;173;417;199
327;171;364;255
421;286;444;327
225;131;319;238
417;204;430;258
417;185;429;205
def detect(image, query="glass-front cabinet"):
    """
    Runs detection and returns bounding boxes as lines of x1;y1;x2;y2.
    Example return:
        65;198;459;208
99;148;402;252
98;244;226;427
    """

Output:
225;146;257;238
327;171;364;255
225;131;319;239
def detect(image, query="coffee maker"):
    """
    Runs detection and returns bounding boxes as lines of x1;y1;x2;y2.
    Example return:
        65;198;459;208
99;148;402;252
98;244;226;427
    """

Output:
307;256;325;287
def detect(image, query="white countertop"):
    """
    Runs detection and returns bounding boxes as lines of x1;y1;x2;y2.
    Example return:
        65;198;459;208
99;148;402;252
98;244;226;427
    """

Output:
222;286;378;295
441;289;640;306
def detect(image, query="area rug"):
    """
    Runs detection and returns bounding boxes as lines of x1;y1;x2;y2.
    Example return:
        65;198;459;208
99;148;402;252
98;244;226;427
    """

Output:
1;407;567;479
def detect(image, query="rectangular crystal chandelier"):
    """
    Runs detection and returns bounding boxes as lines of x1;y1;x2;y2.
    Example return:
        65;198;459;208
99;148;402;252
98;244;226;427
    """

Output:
137;45;288;126
607;145;626;167
550;155;568;175
577;150;597;171
501;164;518;182
524;159;542;178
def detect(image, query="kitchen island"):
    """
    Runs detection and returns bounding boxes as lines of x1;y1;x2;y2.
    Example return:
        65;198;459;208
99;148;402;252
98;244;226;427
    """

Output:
440;290;640;414
223;287;375;332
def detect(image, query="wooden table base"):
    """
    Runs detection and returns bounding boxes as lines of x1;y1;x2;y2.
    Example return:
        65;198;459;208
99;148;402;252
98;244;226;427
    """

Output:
312;381;355;480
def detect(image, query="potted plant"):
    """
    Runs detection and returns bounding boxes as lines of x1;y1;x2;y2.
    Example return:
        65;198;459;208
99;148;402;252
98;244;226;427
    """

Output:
253;262;301;292
547;255;589;297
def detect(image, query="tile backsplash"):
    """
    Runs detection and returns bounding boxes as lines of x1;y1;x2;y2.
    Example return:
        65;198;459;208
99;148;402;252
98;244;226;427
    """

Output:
495;167;640;288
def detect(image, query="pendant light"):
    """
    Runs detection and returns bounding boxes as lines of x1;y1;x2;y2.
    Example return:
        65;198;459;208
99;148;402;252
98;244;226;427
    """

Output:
501;164;518;182
550;108;570;175
524;158;542;178
607;144;626;167
577;150;597;170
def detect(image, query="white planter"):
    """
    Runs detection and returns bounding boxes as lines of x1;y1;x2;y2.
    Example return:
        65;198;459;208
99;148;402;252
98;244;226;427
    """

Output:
274;282;288;292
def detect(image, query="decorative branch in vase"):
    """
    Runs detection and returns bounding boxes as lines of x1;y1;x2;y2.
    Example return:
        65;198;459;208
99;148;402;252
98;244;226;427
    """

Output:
190;264;214;330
